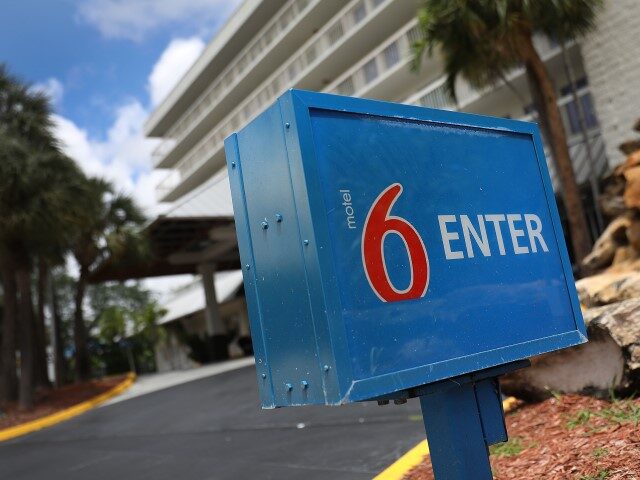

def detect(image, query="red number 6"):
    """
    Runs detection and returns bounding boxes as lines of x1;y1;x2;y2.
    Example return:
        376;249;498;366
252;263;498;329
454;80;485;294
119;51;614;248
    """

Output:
361;183;429;302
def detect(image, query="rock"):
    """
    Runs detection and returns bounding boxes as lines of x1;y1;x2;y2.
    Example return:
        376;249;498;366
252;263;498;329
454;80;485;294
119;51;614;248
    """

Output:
624;166;640;209
612;245;638;266
582;216;631;272
576;272;640;308
501;298;640;401
599;172;626;218
600;195;626;218
619;140;640;156
627;219;640;251
620;150;640;174
576;270;640;307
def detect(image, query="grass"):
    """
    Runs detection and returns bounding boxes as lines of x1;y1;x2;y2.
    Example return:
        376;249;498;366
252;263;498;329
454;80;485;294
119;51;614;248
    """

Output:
579;469;610;480
489;437;525;457
567;409;592;429
592;447;609;458
566;398;640;431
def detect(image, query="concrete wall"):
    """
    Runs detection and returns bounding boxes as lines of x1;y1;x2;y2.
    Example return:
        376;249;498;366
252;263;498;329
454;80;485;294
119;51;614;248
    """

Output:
582;0;640;169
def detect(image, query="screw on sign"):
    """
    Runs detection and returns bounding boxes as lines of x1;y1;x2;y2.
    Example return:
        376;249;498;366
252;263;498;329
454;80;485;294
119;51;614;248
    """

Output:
225;90;587;480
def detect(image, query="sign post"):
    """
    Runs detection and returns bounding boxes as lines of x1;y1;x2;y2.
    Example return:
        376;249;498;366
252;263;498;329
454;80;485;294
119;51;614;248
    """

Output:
225;90;587;477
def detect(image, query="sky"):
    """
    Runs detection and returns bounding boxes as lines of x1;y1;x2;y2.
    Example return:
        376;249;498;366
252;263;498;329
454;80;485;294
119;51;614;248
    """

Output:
0;0;242;216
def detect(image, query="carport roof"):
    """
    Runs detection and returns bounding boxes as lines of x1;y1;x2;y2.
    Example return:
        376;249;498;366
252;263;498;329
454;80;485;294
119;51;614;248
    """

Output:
90;170;240;282
159;270;244;324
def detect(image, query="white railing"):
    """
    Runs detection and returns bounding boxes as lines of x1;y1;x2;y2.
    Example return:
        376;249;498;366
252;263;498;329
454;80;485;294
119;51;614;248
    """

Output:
159;0;395;195
414;80;455;110
325;20;419;97
152;0;316;164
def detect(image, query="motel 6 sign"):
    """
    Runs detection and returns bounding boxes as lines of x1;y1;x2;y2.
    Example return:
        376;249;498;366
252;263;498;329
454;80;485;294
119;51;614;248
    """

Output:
225;90;586;478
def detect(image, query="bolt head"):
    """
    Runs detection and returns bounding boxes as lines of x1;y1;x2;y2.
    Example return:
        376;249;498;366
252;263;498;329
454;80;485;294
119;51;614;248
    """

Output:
231;162;236;169
245;264;251;270
285;383;293;391
323;365;330;372
275;213;283;223
301;380;309;389
261;373;266;379
393;398;407;405
303;239;309;246
285;122;290;129
261;221;269;230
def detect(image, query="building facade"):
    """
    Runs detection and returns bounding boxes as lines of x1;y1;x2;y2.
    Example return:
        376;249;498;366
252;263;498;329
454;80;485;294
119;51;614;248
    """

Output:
144;0;638;364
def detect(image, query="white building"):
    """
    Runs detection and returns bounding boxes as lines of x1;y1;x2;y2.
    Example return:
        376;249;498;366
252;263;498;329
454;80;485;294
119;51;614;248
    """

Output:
141;0;640;368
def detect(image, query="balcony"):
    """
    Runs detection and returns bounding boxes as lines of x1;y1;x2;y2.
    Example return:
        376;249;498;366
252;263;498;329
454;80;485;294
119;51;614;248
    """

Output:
153;0;328;169
324;20;427;101
157;0;417;202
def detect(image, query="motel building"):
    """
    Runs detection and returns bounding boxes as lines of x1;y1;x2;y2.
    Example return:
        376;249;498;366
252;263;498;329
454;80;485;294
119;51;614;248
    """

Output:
93;0;640;370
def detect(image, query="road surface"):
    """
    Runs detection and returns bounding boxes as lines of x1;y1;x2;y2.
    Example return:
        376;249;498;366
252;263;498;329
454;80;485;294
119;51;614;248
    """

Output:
0;364;426;480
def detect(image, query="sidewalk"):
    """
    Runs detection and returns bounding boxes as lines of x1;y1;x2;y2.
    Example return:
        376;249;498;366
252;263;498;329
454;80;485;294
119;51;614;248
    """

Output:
103;356;255;406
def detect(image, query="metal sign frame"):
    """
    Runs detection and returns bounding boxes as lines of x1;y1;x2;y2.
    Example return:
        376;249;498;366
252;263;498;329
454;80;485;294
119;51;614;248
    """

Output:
225;89;586;409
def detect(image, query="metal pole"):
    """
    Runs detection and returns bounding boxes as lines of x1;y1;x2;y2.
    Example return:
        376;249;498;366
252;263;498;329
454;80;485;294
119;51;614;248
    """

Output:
560;41;604;234
420;382;494;479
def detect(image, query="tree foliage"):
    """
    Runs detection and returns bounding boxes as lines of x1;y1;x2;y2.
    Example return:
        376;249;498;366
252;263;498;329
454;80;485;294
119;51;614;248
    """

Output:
412;0;603;265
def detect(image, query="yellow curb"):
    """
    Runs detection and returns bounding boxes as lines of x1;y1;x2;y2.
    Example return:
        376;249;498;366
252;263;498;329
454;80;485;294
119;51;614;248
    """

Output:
0;372;136;442
373;397;518;480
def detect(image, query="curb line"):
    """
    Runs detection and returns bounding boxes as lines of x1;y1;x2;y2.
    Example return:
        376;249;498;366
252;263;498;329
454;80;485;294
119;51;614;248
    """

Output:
373;397;519;480
0;372;136;443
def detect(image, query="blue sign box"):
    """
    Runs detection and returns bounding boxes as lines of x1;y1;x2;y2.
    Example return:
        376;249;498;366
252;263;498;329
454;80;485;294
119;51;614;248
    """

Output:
225;90;586;409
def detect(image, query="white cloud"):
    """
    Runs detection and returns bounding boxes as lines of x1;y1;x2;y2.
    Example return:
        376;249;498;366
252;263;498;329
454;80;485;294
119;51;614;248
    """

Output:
148;37;205;107
52;101;166;217
32;78;64;107
49;33;208;219
76;0;241;41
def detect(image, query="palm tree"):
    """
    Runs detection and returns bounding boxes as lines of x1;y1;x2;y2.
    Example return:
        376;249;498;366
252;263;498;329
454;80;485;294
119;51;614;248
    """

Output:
0;65;86;408
412;0;603;265
71;178;146;381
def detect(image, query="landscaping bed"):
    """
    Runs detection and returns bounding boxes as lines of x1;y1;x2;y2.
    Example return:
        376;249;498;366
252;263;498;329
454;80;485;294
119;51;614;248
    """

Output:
0;374;127;430
405;394;640;479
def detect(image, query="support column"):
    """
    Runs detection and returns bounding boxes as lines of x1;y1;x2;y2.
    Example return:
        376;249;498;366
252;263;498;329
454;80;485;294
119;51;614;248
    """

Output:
198;263;229;361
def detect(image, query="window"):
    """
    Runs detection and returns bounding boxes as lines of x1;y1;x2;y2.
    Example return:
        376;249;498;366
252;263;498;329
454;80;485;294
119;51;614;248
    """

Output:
352;3;366;23
383;42;400;69
336;78;355;96
560;77;588;97
362;58;378;83
565;93;599;135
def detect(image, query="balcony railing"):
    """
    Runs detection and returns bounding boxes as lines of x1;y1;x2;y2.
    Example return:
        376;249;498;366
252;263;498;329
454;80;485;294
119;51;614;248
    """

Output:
152;0;316;164
325;20;420;97
406;77;456;110
159;0;396;197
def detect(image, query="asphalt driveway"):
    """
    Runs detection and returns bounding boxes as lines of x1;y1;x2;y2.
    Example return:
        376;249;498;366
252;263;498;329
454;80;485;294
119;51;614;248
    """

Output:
0;364;426;480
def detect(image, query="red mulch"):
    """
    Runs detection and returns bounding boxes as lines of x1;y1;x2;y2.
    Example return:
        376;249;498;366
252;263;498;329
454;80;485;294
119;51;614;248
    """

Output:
0;375;126;430
405;395;640;479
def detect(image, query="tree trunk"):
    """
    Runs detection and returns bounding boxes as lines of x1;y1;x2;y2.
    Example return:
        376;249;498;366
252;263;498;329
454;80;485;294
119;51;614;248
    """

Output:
50;274;66;387
517;34;593;266
74;266;91;382
34;258;50;389
16;266;34;410
0;259;18;403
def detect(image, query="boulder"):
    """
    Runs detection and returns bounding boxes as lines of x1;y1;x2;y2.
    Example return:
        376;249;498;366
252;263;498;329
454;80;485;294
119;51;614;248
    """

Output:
624;166;640;209
501;299;640;401
619;140;640;156
577;271;640;307
582;216;631;271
